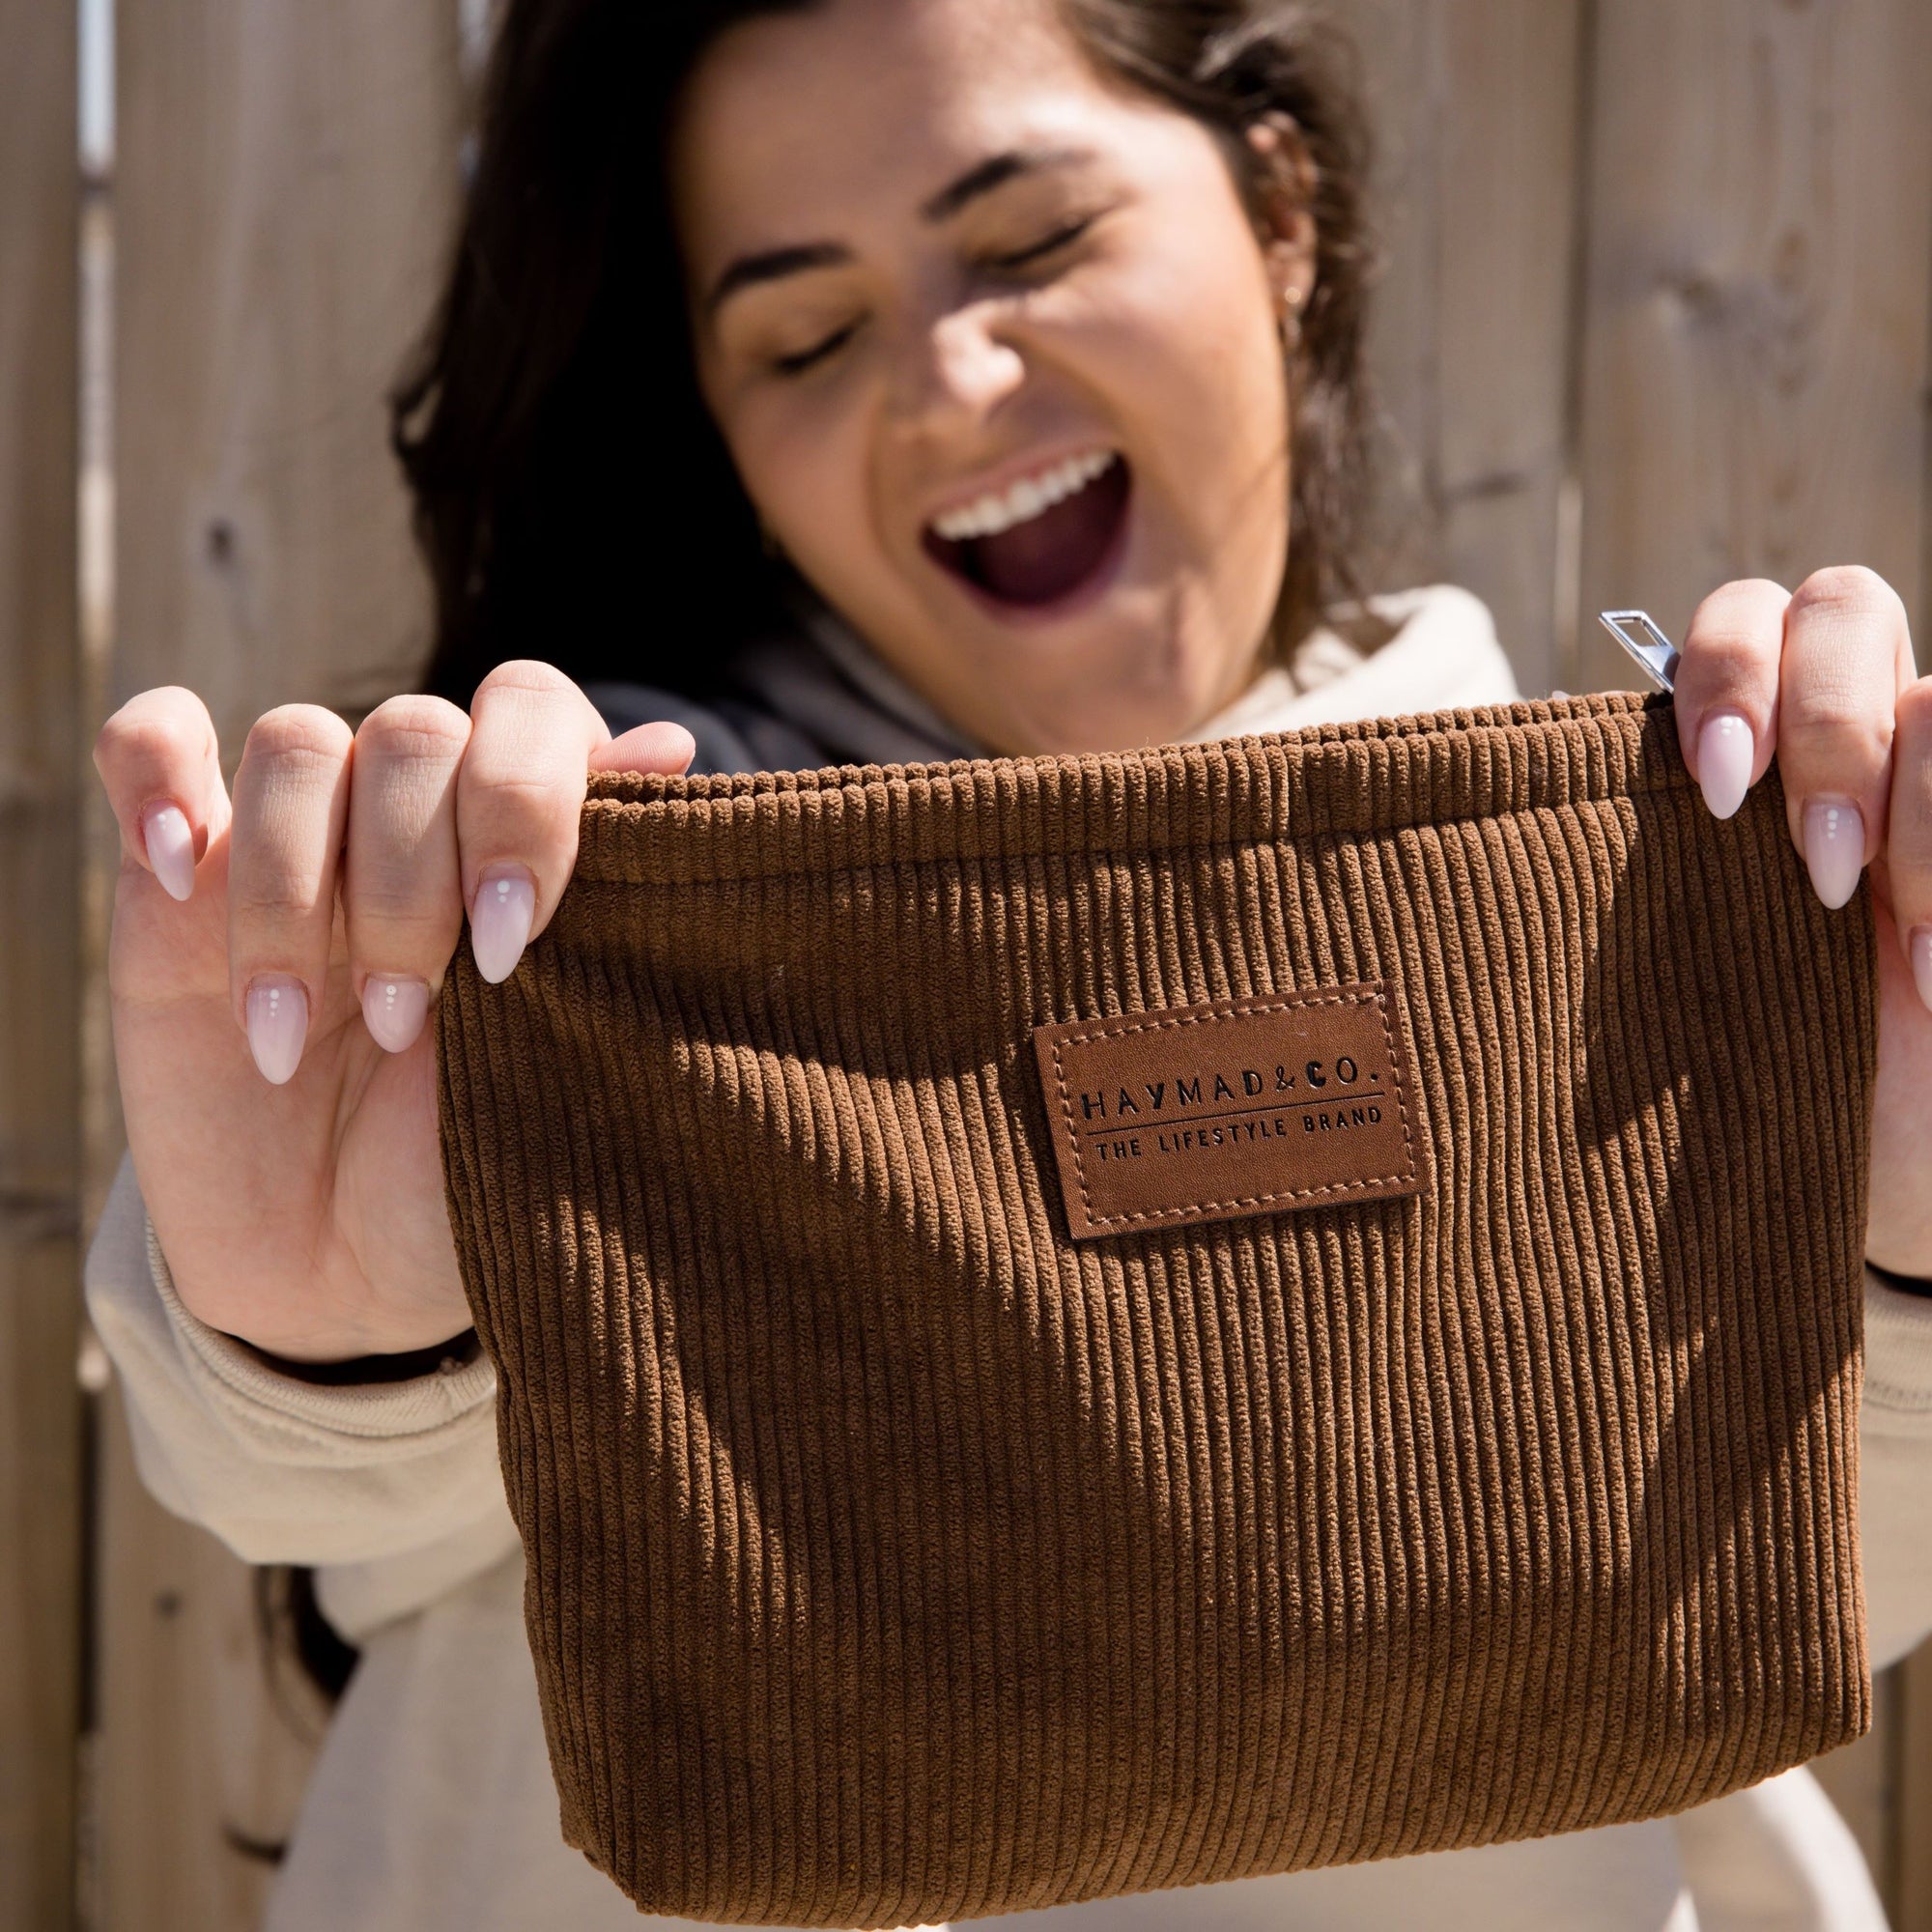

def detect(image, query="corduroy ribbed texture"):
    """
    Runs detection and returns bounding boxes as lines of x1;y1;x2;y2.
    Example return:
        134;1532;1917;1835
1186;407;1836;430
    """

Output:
434;689;1875;1928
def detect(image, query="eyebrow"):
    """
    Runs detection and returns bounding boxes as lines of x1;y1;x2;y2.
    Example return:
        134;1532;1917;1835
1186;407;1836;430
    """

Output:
918;146;1087;223
705;242;852;318
703;145;1094;320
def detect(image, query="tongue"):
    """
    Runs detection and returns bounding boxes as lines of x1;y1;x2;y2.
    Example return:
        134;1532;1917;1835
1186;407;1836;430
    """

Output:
967;458;1128;605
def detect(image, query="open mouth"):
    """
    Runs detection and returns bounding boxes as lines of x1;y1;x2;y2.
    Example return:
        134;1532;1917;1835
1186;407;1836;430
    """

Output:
921;448;1131;611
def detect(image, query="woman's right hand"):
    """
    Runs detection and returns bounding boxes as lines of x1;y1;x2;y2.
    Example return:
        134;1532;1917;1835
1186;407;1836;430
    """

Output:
92;663;696;1364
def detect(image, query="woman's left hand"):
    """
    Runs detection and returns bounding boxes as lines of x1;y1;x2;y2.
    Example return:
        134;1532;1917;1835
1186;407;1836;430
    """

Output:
1675;568;1932;1279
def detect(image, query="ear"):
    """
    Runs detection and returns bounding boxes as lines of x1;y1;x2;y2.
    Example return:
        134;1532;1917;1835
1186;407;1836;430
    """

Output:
1243;112;1320;323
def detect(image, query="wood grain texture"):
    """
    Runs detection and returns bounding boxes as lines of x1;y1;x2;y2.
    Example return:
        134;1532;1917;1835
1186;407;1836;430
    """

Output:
1574;0;1932;691
1354;0;1586;696
93;1387;331;1932
0;0;83;1924
113;0;463;734
98;2;464;1924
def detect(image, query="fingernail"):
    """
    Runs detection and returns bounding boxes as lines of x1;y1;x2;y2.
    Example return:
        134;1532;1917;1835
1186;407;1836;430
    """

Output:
140;801;196;901
245;975;308;1085
1912;927;1932;1015
1696;710;1754;820
471;866;535;982
361;974;430;1053
1802;798;1866;910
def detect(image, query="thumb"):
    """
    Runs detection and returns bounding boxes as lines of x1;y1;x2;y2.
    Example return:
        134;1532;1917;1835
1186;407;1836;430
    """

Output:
586;719;697;778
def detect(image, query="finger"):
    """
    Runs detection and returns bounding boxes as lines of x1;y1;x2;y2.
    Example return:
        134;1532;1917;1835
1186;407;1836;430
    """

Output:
343;695;473;1054
1775;566;1913;910
92;685;234;901
1889;673;1932;1011
586;717;699;778
457;664;696;984
228;704;355;1084
1673;578;1789;821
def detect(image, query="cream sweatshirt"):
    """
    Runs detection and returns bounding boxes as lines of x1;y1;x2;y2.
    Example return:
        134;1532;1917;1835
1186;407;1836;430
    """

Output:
84;586;1932;1932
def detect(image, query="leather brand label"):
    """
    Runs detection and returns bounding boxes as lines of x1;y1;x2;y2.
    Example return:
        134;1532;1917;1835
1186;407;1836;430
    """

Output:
1032;980;1425;1240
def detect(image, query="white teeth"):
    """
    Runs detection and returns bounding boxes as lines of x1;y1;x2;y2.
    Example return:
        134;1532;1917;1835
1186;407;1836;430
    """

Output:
929;449;1117;543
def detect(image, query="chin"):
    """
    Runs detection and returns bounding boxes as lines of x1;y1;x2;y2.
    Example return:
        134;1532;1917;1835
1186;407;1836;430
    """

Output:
979;649;1222;758
1037;609;1235;754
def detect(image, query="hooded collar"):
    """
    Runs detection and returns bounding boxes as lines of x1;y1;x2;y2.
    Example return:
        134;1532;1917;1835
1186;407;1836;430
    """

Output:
580;582;1524;780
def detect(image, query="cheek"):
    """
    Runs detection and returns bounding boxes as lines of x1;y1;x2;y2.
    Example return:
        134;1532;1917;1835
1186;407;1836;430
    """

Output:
1068;239;1289;535
716;382;879;578
1066;232;1292;656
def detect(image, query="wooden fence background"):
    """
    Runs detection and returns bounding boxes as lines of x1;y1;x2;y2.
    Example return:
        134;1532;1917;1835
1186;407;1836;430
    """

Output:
3;0;1930;1925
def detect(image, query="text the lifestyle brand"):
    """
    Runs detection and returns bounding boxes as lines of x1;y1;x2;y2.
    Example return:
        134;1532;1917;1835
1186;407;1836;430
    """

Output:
1032;982;1426;1240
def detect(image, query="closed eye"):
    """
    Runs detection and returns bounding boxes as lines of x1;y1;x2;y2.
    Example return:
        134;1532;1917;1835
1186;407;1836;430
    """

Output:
987;214;1096;271
772;321;860;377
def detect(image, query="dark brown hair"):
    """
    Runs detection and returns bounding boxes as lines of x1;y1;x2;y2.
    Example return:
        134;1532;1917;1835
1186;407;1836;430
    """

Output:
392;0;1381;712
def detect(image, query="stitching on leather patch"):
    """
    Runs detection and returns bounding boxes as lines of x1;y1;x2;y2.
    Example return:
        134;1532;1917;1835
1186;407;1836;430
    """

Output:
1032;981;1426;1241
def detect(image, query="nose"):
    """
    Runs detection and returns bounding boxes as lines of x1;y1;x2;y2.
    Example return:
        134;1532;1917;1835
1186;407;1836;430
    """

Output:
885;300;1026;444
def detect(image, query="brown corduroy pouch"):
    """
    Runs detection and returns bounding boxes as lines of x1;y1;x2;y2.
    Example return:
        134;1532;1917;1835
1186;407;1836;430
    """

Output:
434;688;1876;1928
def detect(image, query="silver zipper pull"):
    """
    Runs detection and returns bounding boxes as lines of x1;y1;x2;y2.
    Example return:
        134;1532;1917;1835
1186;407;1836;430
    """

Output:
1597;610;1680;693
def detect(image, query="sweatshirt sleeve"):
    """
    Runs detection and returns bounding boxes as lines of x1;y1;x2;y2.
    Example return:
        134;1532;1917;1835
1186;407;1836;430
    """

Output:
1858;1263;1932;1672
82;1144;510;1568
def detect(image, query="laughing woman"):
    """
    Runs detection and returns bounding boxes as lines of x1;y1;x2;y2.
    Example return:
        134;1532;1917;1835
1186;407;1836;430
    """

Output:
85;2;1932;1928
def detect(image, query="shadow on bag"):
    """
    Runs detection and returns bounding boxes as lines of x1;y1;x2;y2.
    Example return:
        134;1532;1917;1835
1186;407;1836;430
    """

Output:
435;688;1874;1928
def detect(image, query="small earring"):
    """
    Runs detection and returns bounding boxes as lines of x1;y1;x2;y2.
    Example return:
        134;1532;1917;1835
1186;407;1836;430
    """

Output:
1279;287;1306;353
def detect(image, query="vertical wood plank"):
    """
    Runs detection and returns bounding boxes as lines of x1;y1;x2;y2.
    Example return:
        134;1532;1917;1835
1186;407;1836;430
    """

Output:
0;0;83;1922
113;0;463;733
1350;0;1437;595
99;2;464;1923
93;1392;332;1932
1574;0;1932;691
1353;0;1586;695
1432;0;1588;696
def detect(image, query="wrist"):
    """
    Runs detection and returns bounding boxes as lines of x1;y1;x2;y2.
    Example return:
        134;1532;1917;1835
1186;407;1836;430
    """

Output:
221;1325;482;1385
1867;1256;1932;1300
190;1283;479;1370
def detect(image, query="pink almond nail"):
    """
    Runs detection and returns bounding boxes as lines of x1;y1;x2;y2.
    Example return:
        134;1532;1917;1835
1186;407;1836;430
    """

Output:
1696;712;1754;820
471;867;536;983
1802;799;1865;911
362;974;430;1053
245;976;308;1085
140;801;196;901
